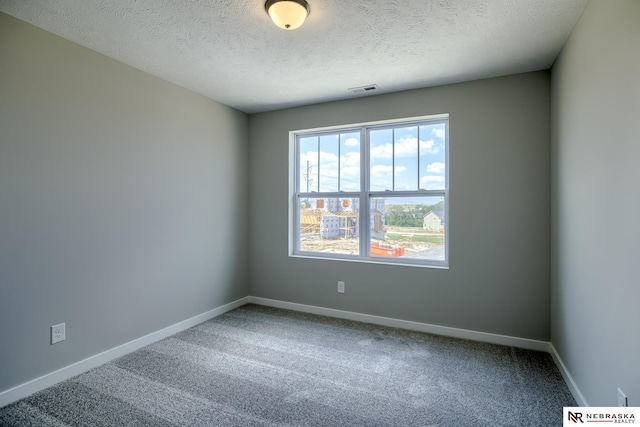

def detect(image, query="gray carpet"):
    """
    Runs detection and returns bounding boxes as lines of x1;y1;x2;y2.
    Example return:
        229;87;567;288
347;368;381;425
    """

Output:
0;304;575;426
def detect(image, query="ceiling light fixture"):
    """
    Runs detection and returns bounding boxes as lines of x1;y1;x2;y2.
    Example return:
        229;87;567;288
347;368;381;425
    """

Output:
265;0;310;31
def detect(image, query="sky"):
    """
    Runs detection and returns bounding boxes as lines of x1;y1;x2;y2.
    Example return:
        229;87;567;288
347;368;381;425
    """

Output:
299;122;446;194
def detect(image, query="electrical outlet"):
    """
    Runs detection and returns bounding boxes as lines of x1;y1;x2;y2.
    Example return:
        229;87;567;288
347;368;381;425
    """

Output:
51;323;65;345
618;388;628;407
337;281;345;293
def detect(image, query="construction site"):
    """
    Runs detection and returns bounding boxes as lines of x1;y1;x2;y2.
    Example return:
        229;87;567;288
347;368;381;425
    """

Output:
298;198;444;259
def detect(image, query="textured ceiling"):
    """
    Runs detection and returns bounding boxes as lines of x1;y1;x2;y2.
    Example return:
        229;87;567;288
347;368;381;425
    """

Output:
0;0;588;113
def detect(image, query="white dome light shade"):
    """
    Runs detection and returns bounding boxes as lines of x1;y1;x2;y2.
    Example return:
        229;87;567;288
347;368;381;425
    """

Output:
265;0;310;30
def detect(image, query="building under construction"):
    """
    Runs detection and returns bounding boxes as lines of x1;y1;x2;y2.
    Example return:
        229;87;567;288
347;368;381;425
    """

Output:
299;198;385;240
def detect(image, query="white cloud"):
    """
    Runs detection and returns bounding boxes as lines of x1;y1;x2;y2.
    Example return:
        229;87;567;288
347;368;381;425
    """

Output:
301;151;340;169
300;152;317;166
432;128;445;139
371;164;393;175
342;151;360;166
419;139;438;155
370;165;407;175
344;137;359;146
420;175;445;190
319;151;338;163
370;137;438;161
393;138;420;157
301;150;364;191
340;166;360;177
370;165;410;190
426;162;445;174
341;165;358;172
339;165;360;191
370;144;393;159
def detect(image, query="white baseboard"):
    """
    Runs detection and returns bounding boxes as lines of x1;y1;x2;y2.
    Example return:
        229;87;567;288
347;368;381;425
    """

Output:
549;343;588;407
2;296;585;410
247;298;591;405
248;296;550;352
0;297;249;408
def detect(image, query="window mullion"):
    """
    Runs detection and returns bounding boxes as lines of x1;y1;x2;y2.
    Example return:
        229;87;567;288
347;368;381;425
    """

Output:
293;194;300;253
417;125;421;190
391;128;395;191
295;135;301;193
316;137;320;192
293;137;301;253
361;128;369;257
338;134;341;191
292;115;448;267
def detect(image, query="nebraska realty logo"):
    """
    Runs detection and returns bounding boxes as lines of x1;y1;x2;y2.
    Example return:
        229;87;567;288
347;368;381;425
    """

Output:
564;407;638;425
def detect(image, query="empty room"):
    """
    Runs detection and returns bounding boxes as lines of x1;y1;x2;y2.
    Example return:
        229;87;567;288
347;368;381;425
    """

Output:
1;0;638;425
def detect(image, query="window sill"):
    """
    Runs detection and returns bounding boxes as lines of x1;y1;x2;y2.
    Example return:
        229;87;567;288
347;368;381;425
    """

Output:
289;253;449;269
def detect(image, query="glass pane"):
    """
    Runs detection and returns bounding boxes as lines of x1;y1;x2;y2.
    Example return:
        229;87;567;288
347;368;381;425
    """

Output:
318;134;339;192
340;132;360;192
394;127;418;191
298;196;360;255
419;123;446;190
299;136;318;192
370;196;445;261
369;129;393;191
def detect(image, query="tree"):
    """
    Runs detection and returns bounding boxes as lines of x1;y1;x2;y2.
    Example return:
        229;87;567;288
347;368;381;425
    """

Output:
384;203;444;227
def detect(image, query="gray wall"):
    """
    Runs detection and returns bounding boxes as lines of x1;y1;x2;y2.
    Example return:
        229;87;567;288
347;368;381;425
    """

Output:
249;72;551;341
0;13;249;393
551;0;640;406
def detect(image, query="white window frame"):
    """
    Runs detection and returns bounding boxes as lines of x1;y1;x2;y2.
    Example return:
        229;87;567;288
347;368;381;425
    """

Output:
289;114;449;268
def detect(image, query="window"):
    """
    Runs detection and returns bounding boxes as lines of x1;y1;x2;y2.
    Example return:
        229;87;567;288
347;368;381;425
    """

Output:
291;115;448;267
